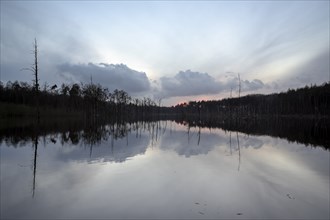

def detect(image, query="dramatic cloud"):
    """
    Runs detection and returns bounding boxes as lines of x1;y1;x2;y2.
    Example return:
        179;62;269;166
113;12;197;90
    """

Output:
242;79;265;91
223;77;268;92
159;70;222;98
158;70;272;99
2;1;327;105
57;63;151;94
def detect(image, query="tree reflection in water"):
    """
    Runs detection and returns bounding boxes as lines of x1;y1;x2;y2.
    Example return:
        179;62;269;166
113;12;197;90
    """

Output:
32;128;38;198
1;117;329;151
1;116;329;220
0;116;328;199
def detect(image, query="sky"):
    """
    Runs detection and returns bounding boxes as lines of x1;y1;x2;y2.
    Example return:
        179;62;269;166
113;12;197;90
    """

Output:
1;1;329;106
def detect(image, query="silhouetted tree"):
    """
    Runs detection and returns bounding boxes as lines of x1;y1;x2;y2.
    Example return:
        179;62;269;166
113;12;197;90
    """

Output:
20;39;40;121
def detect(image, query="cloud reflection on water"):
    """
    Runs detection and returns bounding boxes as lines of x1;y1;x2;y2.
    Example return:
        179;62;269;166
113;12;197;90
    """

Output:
1;120;329;219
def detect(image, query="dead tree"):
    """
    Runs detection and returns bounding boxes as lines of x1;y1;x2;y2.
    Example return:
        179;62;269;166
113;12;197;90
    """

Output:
34;38;40;121
22;38;40;121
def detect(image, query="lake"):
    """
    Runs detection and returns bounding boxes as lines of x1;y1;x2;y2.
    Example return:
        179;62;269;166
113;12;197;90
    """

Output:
1;119;329;219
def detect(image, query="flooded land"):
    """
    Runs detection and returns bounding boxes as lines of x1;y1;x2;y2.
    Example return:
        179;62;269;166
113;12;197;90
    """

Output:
2;1;329;219
1;117;329;219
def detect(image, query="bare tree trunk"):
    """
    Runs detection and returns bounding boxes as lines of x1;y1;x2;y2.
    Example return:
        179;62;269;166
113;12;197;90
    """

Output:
34;38;40;122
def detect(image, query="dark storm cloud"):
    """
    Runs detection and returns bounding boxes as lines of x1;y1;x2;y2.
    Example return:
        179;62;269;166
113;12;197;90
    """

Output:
158;70;271;98
159;70;221;98
223;77;267;92
242;79;265;91
57;63;150;94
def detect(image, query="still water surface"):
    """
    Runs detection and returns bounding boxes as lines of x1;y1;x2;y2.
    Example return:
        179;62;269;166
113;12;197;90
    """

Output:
1;120;329;219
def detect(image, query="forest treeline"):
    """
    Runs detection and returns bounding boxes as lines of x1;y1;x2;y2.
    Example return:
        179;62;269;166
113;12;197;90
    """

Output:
0;80;165;120
172;83;330;118
1;80;329;120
